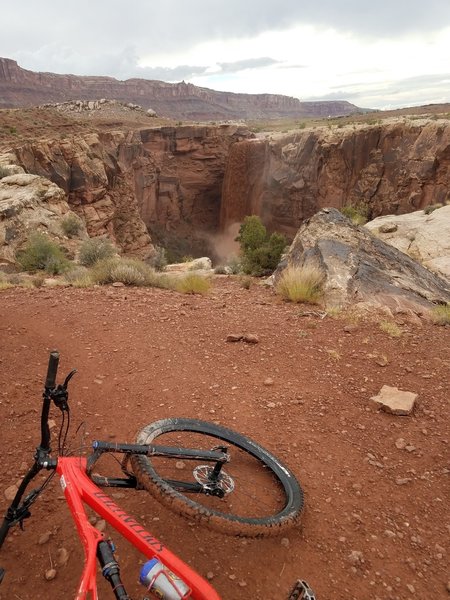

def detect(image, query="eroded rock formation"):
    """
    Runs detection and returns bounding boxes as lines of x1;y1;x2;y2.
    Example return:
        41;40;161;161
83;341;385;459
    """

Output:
0;173;88;264
273;208;450;313
5;124;251;258
221;121;450;238
365;206;450;280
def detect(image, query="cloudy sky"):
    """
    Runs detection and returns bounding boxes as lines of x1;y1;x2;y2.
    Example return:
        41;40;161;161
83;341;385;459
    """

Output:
2;1;450;110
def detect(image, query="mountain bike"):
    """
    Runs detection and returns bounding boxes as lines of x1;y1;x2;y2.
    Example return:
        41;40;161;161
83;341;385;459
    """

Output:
0;351;309;599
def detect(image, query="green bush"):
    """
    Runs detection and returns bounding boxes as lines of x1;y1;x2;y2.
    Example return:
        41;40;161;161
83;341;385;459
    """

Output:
236;216;286;276
341;204;370;225
175;273;211;294
61;213;83;238
79;237;116;267
16;232;70;274
275;264;324;304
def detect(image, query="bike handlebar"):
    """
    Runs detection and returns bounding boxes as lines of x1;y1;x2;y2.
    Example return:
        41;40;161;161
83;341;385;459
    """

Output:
45;350;59;389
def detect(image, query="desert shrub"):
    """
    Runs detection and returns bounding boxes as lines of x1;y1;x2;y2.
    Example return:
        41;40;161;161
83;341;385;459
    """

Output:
0;166;10;179
79;237;116;266
16;232;70;274
61;213;83;238
226;255;242;274
91;257;171;288
341;204;370;225
239;275;252;289
0;272;13;290
147;246;167;271
175;273;211;295
424;203;443;215
214;265;228;274
236;216;286;276
64;266;93;288
275;264;325;304
430;303;450;325
379;320;402;337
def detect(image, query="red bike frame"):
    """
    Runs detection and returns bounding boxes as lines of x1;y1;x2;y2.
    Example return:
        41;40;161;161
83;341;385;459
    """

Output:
57;457;221;600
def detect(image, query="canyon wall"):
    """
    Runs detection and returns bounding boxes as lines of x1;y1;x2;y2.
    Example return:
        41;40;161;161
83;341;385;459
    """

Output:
7;124;251;257
221;120;450;238
3;118;449;261
0;58;359;120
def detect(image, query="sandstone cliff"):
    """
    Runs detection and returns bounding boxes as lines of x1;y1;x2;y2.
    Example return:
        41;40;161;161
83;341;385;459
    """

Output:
4;124;251;258
2;114;449;264
220;120;450;238
0;58;360;120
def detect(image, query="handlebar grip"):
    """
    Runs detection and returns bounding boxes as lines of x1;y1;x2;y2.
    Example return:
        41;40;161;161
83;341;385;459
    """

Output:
45;350;59;388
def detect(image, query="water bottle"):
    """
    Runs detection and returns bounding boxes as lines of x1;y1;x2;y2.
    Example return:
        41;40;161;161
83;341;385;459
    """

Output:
139;558;190;599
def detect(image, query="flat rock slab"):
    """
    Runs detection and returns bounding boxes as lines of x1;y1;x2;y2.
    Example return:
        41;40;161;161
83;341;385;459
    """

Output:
370;385;418;415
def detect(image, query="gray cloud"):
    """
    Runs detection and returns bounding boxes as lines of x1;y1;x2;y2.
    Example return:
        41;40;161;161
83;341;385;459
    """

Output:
217;57;281;73
1;1;450;80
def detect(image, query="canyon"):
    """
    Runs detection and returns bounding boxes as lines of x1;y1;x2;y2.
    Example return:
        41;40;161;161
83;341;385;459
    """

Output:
1;105;449;264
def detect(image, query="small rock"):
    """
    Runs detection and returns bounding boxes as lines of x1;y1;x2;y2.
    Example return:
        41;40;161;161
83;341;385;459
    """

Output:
343;324;358;333
370;385;418;415
242;333;259;344
263;378;274;387
44;568;57;581
38;532;51;545
348;550;364;566
112;282;125;287
395;477;412;485
226;334;243;343
228;574;237;580
175;461;186;470
56;547;69;567
281;537;290;547
406;584;415;594
395;438;407;449
4;485;18;501
206;571;214;580
95;519;106;532
379;222;398;233
267;402;276;408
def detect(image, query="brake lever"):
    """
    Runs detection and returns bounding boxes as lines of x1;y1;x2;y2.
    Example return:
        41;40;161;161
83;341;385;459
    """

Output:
62;369;77;389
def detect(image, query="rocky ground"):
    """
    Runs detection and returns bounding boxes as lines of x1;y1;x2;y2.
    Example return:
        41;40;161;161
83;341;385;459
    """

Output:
0;278;448;600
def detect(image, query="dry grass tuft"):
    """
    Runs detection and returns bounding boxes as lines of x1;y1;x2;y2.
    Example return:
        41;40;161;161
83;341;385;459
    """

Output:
379;320;402;337
275;264;324;304
175;273;211;295
430;303;450;325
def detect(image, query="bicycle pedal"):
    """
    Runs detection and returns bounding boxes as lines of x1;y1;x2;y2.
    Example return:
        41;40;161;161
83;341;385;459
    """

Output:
288;579;316;600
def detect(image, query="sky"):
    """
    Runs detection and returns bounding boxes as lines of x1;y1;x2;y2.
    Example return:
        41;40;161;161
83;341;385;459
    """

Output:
1;1;450;110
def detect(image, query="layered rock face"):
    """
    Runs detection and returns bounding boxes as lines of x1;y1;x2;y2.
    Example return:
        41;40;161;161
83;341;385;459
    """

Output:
365;206;450;280
221;121;450;237
6;124;251;257
0;58;359;120
0;173;88;264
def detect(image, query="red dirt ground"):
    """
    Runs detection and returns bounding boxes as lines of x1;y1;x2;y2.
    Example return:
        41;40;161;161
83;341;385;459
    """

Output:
0;278;448;600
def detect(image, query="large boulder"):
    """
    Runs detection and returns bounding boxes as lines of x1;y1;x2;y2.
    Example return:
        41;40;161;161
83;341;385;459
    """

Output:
365;206;450;280
273;208;450;313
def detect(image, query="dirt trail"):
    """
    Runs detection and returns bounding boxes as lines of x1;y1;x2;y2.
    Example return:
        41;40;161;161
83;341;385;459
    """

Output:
0;278;448;599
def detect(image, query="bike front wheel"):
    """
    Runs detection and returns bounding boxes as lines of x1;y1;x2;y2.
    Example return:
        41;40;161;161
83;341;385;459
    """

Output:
131;418;303;537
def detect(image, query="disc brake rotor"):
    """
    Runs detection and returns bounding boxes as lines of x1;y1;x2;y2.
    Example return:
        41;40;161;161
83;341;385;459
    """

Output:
192;465;235;494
